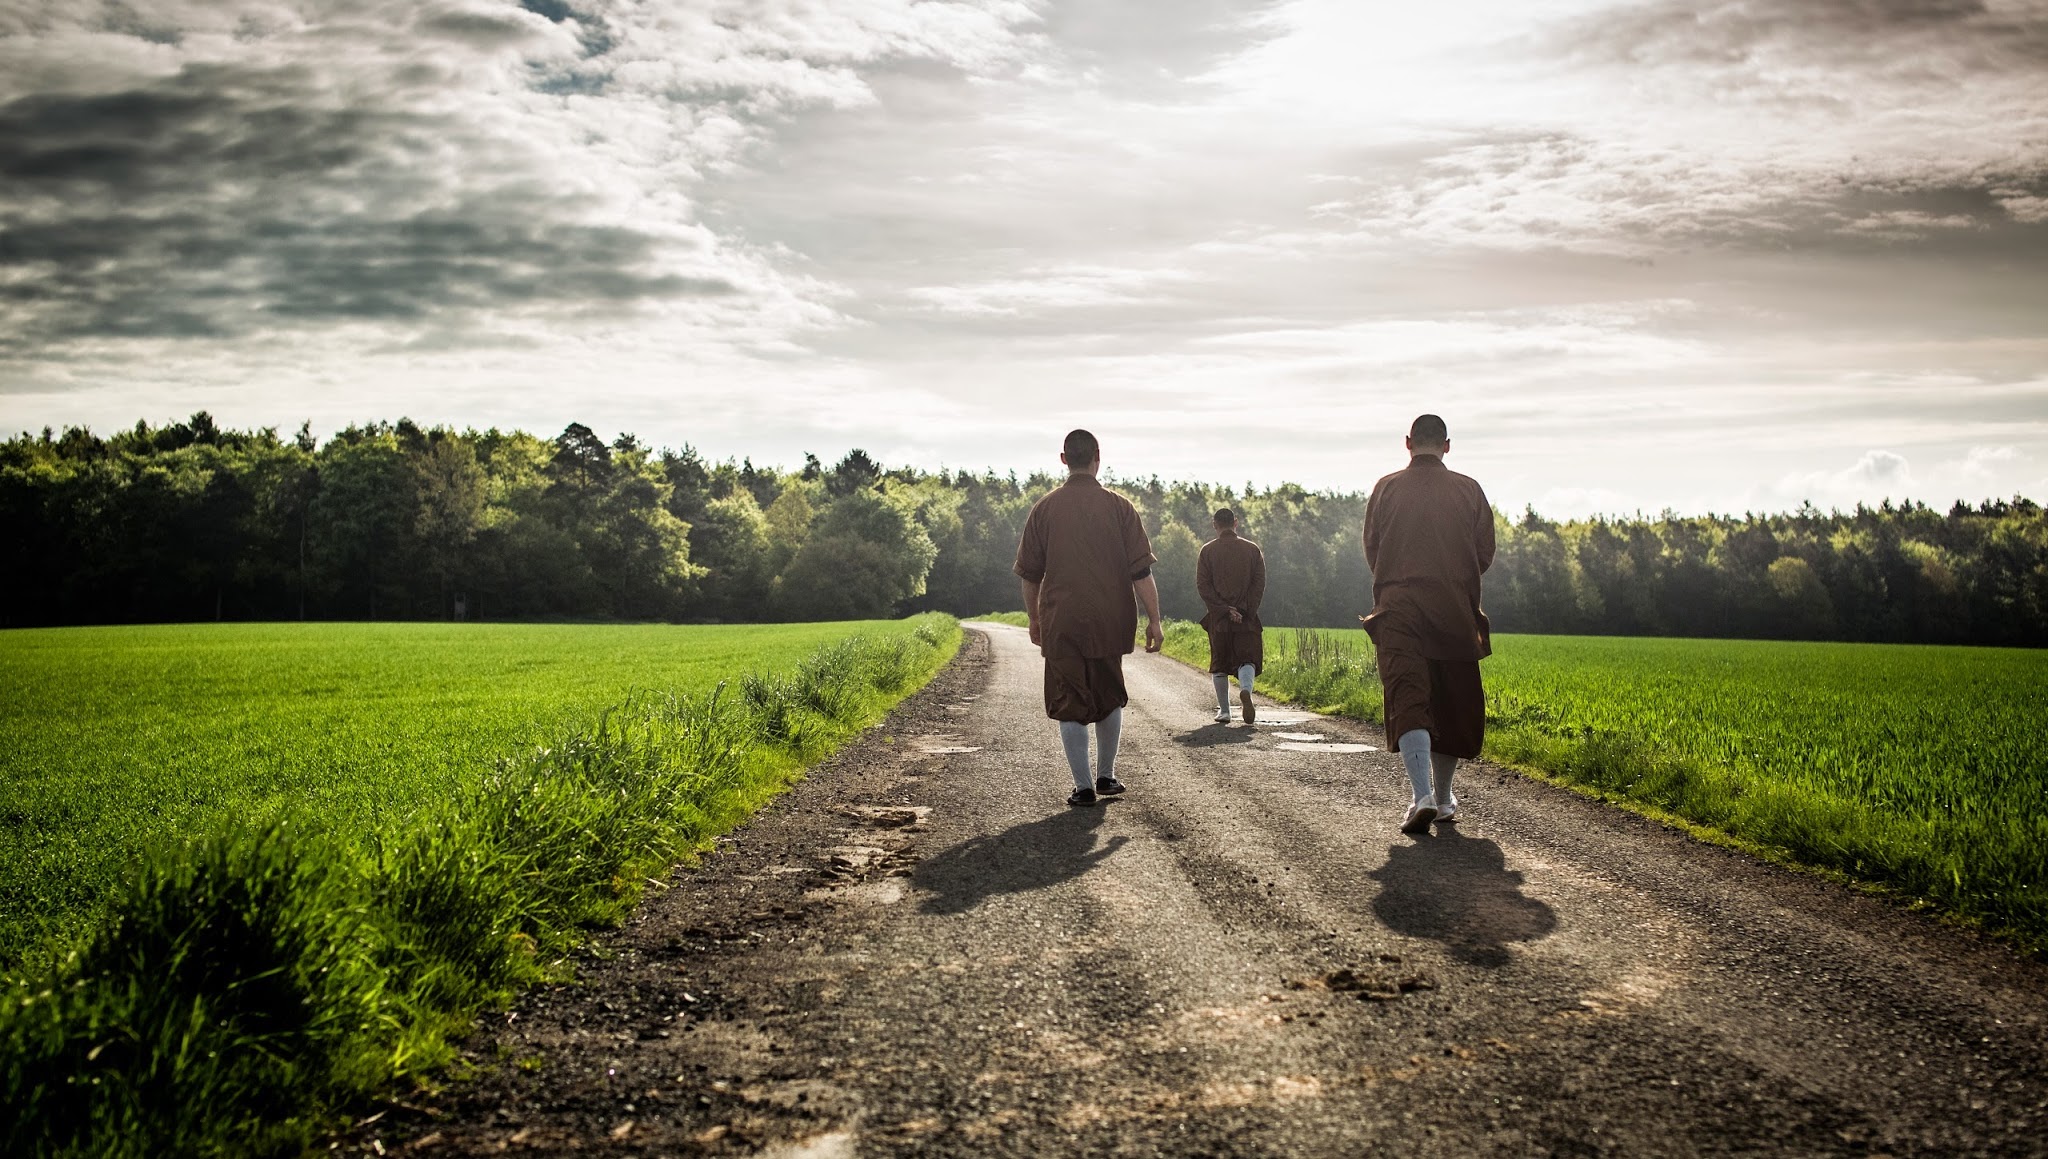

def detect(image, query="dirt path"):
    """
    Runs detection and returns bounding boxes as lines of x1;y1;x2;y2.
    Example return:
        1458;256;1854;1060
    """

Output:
356;624;2048;1157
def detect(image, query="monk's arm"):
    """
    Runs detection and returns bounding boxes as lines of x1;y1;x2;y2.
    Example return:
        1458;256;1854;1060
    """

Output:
1019;577;1042;644
1133;573;1164;652
1362;495;1381;572
1475;489;1497;574
1195;551;1226;615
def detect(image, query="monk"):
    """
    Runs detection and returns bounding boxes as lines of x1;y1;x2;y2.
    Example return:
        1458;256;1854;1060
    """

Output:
1015;429;1165;807
1196;507;1265;724
1361;414;1495;834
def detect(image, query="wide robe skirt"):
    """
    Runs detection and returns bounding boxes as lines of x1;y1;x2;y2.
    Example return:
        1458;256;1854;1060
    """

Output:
1042;653;1128;724
1376;647;1485;759
1205;625;1264;675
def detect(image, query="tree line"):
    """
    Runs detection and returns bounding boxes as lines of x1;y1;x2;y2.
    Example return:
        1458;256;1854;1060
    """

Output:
4;415;2044;645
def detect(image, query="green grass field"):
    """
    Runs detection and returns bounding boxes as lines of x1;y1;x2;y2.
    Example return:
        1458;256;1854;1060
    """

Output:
0;621;921;963
1159;622;2048;949
3;616;961;1155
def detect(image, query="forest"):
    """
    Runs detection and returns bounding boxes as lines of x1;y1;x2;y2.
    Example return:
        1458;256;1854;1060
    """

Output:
4;414;2045;645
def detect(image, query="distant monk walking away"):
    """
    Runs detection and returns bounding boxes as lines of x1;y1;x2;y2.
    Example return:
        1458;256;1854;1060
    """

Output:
1015;429;1165;807
1361;414;1495;835
1197;508;1265;724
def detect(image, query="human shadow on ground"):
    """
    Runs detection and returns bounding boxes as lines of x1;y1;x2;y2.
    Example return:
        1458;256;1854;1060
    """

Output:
1369;827;1557;967
1170;724;1257;748
915;806;1128;915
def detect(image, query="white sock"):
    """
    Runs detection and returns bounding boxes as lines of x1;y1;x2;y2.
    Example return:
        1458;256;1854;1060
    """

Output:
1095;708;1123;782
1212;674;1231;713
1058;721;1092;790
1398;728;1435;807
1236;664;1256;693
1431;751;1458;809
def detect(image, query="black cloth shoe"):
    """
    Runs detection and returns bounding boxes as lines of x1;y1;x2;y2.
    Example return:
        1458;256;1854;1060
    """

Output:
1095;777;1126;795
1067;787;1097;807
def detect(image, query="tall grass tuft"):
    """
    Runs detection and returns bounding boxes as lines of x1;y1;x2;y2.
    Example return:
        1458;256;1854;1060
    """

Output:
0;615;960;1158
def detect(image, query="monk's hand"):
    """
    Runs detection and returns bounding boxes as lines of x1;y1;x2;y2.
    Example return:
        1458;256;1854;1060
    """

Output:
1228;607;1243;623
1028;616;1042;646
1144;618;1164;653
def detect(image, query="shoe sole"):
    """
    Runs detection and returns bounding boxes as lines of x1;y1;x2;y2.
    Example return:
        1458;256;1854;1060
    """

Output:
1096;785;1126;796
1400;806;1437;834
1068;796;1096;808
1240;693;1256;724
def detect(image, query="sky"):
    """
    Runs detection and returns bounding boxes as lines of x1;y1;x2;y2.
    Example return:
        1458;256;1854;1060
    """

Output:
1;0;2044;516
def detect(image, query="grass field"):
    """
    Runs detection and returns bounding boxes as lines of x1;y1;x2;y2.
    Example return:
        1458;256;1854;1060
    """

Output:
3;616;960;1155
0;621;917;963
1159;623;2048;949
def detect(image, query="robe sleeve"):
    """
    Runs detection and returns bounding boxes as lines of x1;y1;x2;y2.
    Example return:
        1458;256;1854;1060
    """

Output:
1474;484;1496;574
1246;543;1266;615
1013;505;1047;582
1121;499;1157;580
1362;485;1383;573
1195;544;1225;613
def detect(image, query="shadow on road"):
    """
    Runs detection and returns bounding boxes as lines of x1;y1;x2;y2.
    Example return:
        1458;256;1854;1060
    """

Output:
915;807;1129;915
1170;724;1256;748
1369;827;1557;967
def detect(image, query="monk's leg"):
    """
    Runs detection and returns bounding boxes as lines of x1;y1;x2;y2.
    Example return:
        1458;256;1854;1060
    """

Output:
1057;721;1093;794
1431;752;1458;819
1094;708;1124;791
1398;729;1435;808
1236;662;1256;723
1379;650;1434;799
1211;674;1232;720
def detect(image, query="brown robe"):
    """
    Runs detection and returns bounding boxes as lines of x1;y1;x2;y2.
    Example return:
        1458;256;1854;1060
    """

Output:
1361;454;1496;758
1013;474;1158;723
1196;530;1265;674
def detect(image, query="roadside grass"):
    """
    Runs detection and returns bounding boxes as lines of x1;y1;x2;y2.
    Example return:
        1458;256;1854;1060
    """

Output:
0;621;902;962
1161;621;2048;953
0;615;960;1158
969;611;1029;627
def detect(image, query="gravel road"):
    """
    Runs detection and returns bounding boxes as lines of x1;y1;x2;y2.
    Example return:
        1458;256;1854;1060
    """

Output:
357;624;2048;1157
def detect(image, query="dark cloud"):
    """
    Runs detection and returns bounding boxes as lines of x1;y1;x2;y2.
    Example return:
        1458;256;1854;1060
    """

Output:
0;59;725;350
1552;0;2048;70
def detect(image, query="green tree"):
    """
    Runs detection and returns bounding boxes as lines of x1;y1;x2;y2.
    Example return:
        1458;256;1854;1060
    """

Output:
774;490;938;620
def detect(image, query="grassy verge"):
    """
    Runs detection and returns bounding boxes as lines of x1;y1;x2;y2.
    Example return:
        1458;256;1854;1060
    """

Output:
0;620;916;961
0;615;960;1157
969;611;1029;627
1161;621;2048;954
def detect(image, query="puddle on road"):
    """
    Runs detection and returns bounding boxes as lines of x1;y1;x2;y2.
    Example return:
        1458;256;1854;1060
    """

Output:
1277;742;1377;753
920;745;981;754
1272;732;1324;742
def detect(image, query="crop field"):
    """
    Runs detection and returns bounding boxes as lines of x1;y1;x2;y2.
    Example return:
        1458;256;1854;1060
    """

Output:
0;620;923;963
3;616;960;1155
1160;623;2048;947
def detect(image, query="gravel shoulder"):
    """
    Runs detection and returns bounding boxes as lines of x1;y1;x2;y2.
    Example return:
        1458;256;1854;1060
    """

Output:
348;624;2048;1157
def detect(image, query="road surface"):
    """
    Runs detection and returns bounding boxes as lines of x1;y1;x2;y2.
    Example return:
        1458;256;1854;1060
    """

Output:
364;624;2048;1157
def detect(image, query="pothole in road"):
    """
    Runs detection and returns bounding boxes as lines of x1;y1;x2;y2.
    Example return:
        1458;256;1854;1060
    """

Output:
1287;966;1436;1001
1277;742;1378;753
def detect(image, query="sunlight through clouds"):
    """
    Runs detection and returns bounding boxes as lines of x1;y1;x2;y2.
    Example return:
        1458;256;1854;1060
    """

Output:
1;0;2044;515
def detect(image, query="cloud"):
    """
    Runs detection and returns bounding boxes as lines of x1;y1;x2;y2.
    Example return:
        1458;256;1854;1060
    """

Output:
1773;449;1915;508
906;265;1204;316
0;1;1047;357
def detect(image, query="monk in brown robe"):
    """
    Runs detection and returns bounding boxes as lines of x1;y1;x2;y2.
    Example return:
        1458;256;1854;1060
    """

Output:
1015;429;1164;807
1196;507;1265;724
1361;413;1495;834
